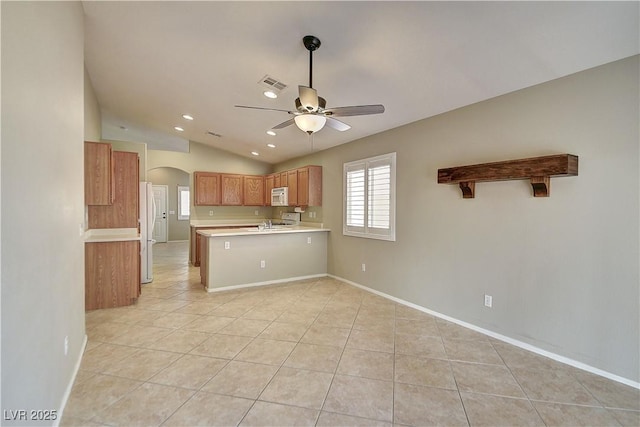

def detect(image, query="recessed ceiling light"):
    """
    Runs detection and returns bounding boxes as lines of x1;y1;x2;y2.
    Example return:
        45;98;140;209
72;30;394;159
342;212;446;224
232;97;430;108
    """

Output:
250;151;260;156
267;143;276;148
266;130;276;136
263;90;278;99
174;126;184;132
182;114;194;120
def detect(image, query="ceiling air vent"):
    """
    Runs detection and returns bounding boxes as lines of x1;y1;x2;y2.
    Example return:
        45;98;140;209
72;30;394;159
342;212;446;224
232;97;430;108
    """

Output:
206;131;222;138
259;75;287;92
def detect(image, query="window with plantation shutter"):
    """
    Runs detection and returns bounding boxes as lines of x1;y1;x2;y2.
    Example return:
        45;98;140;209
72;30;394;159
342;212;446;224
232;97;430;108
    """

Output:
343;153;396;241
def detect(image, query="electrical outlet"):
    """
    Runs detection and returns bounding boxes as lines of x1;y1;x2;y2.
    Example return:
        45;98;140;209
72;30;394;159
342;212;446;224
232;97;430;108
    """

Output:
260;260;266;268
224;241;230;250
307;237;312;244
361;263;366;272
484;294;493;308
209;210;214;216
64;336;69;356
254;210;259;216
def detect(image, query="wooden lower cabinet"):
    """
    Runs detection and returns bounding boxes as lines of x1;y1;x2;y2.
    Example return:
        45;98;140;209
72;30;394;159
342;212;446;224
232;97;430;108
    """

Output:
85;241;140;310
200;235;209;288
190;227;203;266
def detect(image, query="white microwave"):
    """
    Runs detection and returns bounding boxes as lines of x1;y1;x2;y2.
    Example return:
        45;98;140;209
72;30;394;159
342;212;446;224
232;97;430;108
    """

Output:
271;187;288;206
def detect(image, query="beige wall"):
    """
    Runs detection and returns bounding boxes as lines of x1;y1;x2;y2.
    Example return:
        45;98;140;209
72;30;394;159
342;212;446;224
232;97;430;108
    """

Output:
84;66;101;141
1;1;87;416
148;167;190;241
276;56;640;383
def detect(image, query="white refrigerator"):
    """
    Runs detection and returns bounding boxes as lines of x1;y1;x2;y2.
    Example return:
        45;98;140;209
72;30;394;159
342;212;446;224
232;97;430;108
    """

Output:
140;182;156;283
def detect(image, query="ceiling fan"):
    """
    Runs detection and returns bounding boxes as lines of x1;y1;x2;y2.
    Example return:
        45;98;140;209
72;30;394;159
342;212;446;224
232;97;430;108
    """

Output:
236;35;385;135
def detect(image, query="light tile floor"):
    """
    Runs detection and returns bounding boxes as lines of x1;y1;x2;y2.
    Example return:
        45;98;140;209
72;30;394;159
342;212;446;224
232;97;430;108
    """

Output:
62;242;639;426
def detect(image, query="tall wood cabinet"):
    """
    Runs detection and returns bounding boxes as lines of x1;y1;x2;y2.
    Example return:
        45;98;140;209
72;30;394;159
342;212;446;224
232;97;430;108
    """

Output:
88;151;139;229
84;141;114;205
296;166;322;206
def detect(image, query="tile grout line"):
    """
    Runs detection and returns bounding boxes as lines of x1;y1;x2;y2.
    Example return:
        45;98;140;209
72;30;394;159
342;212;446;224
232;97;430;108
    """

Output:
314;286;363;425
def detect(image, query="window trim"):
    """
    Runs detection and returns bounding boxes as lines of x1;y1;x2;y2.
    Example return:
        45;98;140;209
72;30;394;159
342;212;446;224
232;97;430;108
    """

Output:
177;185;190;221
343;152;396;241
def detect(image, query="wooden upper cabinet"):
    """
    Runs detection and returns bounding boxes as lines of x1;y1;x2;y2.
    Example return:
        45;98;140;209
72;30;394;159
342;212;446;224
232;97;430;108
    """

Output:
88;151;139;229
243;175;265;206
287;169;298;206
221;174;243;206
194;172;221;206
265;174;276;206
192;166;322;208
84;141;114;205
297;166;322;206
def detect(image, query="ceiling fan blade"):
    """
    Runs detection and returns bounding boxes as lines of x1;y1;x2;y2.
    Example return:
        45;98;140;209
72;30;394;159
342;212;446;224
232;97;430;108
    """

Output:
325;117;351;132
324;104;385;117
272;118;296;130
298;86;319;112
235;105;295;114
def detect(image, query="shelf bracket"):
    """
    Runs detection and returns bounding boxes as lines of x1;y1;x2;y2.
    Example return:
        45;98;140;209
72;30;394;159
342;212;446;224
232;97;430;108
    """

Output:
530;176;550;197
459;181;475;199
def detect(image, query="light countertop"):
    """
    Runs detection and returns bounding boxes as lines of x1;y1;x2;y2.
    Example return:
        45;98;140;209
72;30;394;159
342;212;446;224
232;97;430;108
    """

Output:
197;225;329;238
84;228;141;243
190;220;266;227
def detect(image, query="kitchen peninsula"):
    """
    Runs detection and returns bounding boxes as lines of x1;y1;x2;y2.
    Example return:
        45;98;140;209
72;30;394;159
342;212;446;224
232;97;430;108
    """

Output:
198;225;329;291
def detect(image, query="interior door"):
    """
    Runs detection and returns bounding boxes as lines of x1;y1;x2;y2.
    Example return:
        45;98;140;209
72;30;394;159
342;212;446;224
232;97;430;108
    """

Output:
152;185;168;243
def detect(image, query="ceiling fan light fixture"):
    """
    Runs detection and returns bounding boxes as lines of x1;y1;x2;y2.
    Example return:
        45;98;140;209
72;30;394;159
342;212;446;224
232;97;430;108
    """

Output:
294;114;326;134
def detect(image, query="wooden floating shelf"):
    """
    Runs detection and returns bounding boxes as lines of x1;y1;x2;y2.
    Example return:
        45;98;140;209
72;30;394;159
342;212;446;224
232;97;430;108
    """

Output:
438;154;578;198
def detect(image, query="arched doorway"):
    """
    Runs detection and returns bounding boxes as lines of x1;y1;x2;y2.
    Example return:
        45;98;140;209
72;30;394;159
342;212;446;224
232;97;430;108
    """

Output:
147;167;190;241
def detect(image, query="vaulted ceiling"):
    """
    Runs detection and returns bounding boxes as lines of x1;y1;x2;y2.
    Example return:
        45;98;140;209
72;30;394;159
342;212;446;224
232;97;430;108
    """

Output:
83;1;639;164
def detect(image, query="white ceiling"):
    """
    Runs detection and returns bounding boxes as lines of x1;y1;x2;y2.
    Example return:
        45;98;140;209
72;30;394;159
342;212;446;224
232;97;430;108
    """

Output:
83;1;639;164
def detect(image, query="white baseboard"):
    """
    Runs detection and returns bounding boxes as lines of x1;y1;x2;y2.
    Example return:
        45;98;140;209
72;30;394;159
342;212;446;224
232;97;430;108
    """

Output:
329;274;640;390
207;274;328;293
55;333;88;426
